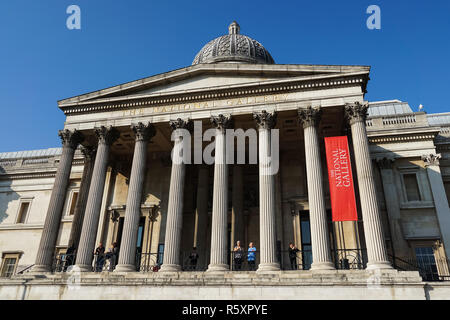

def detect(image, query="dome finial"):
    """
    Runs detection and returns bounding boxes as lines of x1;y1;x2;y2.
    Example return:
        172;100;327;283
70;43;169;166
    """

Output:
228;21;240;35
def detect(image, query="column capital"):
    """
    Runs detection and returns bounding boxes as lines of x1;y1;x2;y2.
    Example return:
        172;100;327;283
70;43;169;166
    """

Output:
58;129;84;150
298;106;322;129
94;126;120;146
80;145;96;161
169;118;193;132
253;110;277;130
210;114;233;131
376;157;395;170
344;101;369;125
131;122;156;142
422;153;441;167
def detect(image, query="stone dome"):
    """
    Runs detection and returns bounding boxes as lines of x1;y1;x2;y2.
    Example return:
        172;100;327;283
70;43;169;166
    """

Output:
192;21;275;65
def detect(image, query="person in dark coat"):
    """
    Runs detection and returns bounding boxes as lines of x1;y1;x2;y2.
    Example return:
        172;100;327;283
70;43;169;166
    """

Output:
94;243;105;272
288;242;300;270
188;247;199;270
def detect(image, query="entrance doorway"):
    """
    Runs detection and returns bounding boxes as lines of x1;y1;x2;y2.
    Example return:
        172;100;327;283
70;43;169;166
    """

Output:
299;211;312;270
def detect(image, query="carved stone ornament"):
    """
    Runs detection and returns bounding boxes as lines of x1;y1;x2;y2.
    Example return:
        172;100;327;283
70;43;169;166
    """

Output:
210;114;233;131
376;157;395;170
110;210;120;222
58;129;84;149
421;153;442;167
80;145;96;162
169;118;193;132
149;205;160;222
344;101;369;125
253;110;277;130
131;122;156;142
298;106;322;129
94;126;120;146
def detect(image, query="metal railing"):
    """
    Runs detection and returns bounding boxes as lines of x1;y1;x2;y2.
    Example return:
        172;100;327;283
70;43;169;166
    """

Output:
136;252;162;272
17;264;35;275
230;250;259;271
134;248;368;272
93;253;118;272
52;253;119;272
50;247;450;282
332;248;367;270
53;253;77;272
389;255;450;282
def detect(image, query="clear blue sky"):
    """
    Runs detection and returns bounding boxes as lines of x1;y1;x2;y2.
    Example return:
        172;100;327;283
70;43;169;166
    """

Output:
0;0;449;152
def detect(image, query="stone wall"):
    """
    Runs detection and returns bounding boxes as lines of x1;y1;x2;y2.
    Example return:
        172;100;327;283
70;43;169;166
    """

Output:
2;270;448;300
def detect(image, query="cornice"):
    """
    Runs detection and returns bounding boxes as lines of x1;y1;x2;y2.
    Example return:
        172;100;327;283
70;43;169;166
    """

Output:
0;172;57;180
60;73;367;116
58;64;370;106
368;133;437;144
367;127;440;144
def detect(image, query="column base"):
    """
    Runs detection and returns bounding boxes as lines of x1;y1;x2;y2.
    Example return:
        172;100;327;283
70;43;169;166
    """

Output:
206;264;229;272
75;264;94;272
366;261;393;270
29;264;52;274
310;261;335;270
256;263;280;272
114;264;136;273
159;264;182;272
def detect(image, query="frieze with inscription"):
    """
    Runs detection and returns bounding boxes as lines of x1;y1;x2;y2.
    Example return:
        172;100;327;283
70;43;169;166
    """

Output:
121;93;289;117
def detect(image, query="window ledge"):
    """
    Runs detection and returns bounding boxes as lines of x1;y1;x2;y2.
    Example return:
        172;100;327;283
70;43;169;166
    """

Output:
400;201;435;209
0;224;44;230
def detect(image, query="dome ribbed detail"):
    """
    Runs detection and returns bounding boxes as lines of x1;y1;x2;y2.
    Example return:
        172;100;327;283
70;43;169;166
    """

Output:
192;21;275;65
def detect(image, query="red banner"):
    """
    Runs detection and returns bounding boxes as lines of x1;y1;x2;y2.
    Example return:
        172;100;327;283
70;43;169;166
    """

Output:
324;136;358;221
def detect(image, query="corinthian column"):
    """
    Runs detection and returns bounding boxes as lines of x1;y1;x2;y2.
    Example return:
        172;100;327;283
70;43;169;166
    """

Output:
253;110;280;271
421;153;450;260
207;114;232;272
32;129;84;273
345;102;392;269
160;119;192;272
68;146;96;251
115;123;156;272
298;107;334;270
75;126;119;272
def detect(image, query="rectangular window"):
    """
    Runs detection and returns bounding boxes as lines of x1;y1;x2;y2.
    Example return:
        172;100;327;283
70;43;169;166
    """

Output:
157;244;164;265
68;191;79;216
403;174;421;201
415;247;439;281
1;257;17;277
17;202;30;224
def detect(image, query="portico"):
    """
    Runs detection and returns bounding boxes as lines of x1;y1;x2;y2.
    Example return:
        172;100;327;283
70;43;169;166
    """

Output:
33;92;390;274
29;22;394;275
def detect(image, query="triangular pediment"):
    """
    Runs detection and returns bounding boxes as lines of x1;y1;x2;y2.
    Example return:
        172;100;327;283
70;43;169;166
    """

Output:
58;63;370;109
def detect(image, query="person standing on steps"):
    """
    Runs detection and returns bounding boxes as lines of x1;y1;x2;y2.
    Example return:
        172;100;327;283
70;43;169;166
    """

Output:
247;242;256;271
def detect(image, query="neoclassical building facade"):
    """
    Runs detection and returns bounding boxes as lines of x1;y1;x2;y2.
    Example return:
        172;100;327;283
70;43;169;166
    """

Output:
1;22;450;299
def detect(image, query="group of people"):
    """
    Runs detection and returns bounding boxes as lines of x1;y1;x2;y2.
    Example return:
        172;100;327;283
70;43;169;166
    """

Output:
87;241;301;272
232;241;256;270
187;241;301;271
187;241;258;271
94;242;119;272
